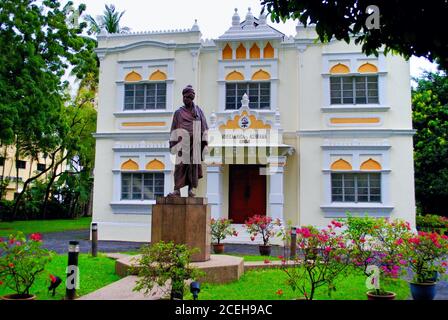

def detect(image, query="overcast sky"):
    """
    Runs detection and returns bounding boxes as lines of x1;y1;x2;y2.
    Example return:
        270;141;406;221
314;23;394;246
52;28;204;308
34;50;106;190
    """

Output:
68;0;437;81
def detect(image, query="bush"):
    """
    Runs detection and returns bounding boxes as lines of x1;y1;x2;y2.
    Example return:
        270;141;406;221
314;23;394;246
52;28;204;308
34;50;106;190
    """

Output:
416;214;448;231
0;232;53;298
132;241;204;300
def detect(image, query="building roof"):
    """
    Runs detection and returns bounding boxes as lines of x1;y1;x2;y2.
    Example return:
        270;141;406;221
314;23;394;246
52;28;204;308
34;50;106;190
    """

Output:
216;8;284;42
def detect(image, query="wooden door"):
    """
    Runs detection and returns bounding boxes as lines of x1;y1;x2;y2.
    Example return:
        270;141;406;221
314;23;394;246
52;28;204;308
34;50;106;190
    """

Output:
229;165;266;224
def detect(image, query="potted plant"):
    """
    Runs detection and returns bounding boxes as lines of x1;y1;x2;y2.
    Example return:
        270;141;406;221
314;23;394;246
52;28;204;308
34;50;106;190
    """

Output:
280;221;351;300
132;241;204;300
401;231;448;300
0;232;52;300
244;215;282;256
342;215;412;300
210;218;238;254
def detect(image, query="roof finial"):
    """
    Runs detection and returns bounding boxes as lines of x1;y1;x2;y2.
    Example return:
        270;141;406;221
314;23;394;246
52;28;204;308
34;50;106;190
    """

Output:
245;7;255;29
259;12;267;25
191;19;199;31
232;8;240;26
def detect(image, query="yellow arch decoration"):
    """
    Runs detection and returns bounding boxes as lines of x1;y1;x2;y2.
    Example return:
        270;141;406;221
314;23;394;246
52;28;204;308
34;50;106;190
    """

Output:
145;159;165;170
236;43;246;59
149;70;167;81
121;159;139;170
222;44;232;60
251;69;270;80
330;63;350;74
225;70;245;81
360;158;382;170
124;71;142;82
358;63;378;73
219;111;271;130
249;43;260;59
331;159;352;170
263;42;274;58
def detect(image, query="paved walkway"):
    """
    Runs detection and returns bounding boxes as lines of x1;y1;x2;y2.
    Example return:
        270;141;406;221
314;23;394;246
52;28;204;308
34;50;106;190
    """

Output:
41;229;448;300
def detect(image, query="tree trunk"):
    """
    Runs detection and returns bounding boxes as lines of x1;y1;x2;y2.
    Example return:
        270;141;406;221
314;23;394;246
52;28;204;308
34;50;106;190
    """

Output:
41;164;59;220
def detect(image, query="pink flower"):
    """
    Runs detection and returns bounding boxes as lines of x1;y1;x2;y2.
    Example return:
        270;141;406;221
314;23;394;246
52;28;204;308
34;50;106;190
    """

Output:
278;255;284;260
15;241;21;246
395;238;404;245
331;220;343;228
399;259;407;265
324;246;332;254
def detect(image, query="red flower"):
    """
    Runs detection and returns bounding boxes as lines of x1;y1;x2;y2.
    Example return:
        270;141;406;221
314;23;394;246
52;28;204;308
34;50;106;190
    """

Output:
278;255;284;260
9;239;15;244
8;263;14;268
30;233;42;242
275;289;283;296
250;236;255;241
395;238;404;245
264;259;271;264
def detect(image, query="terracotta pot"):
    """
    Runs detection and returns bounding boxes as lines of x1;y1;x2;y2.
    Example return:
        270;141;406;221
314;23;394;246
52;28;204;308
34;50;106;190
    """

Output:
212;243;225;254
0;294;37;300
366;290;396;300
259;245;272;256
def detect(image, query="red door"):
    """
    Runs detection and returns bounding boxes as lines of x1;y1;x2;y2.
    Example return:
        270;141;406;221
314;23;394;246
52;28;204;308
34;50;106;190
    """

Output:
229;165;266;224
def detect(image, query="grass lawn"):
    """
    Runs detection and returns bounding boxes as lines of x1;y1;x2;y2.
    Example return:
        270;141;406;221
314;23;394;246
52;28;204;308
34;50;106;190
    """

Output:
191;267;410;300
0;217;92;237
0;253;120;300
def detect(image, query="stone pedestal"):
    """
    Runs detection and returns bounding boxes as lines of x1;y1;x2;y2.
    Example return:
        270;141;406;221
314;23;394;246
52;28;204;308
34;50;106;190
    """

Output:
151;197;210;262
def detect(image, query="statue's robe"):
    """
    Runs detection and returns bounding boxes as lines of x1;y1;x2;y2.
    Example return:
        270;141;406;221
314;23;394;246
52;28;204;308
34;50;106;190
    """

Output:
169;103;208;190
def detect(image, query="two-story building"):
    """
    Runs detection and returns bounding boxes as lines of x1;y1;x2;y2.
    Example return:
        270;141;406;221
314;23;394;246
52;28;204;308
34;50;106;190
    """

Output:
92;8;416;242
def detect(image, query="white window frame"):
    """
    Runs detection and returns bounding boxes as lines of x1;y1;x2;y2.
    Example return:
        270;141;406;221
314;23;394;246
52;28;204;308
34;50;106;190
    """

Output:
115;59;175;114
320;143;393;217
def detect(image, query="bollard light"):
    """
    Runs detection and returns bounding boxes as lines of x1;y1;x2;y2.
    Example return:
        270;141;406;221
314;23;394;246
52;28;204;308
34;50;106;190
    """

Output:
66;240;80;300
290;227;297;259
190;281;201;300
91;223;98;257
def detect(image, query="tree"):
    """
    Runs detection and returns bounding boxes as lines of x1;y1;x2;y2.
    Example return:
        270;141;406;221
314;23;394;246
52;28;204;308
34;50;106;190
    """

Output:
84;4;130;35
412;71;448;216
260;0;448;71
0;0;97;219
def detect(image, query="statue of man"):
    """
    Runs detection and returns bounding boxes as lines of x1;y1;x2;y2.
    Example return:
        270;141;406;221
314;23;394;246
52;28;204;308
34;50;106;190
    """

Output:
168;85;208;197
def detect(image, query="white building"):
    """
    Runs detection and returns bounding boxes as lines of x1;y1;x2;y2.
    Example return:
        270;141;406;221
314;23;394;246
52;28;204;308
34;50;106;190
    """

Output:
92;8;416;242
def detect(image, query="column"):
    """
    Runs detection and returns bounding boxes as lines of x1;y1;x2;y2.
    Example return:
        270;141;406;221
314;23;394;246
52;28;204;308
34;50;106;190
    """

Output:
206;165;223;219
268;164;284;222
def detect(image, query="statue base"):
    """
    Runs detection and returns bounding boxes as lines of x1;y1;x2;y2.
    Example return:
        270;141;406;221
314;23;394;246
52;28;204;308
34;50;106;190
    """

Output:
151;196;211;262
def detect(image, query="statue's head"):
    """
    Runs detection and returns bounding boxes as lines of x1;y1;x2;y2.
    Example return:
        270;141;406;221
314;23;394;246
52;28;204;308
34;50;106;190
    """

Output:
182;85;195;106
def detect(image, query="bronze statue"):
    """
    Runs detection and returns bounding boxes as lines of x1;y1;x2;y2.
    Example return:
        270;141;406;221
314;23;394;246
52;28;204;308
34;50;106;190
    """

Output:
168;85;208;197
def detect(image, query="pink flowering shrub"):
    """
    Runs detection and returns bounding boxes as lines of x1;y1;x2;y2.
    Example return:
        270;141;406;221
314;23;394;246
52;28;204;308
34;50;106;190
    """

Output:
244;215;281;246
280;221;351;300
342;215;412;295
401;231;448;283
0;232;52;297
210;218;238;244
